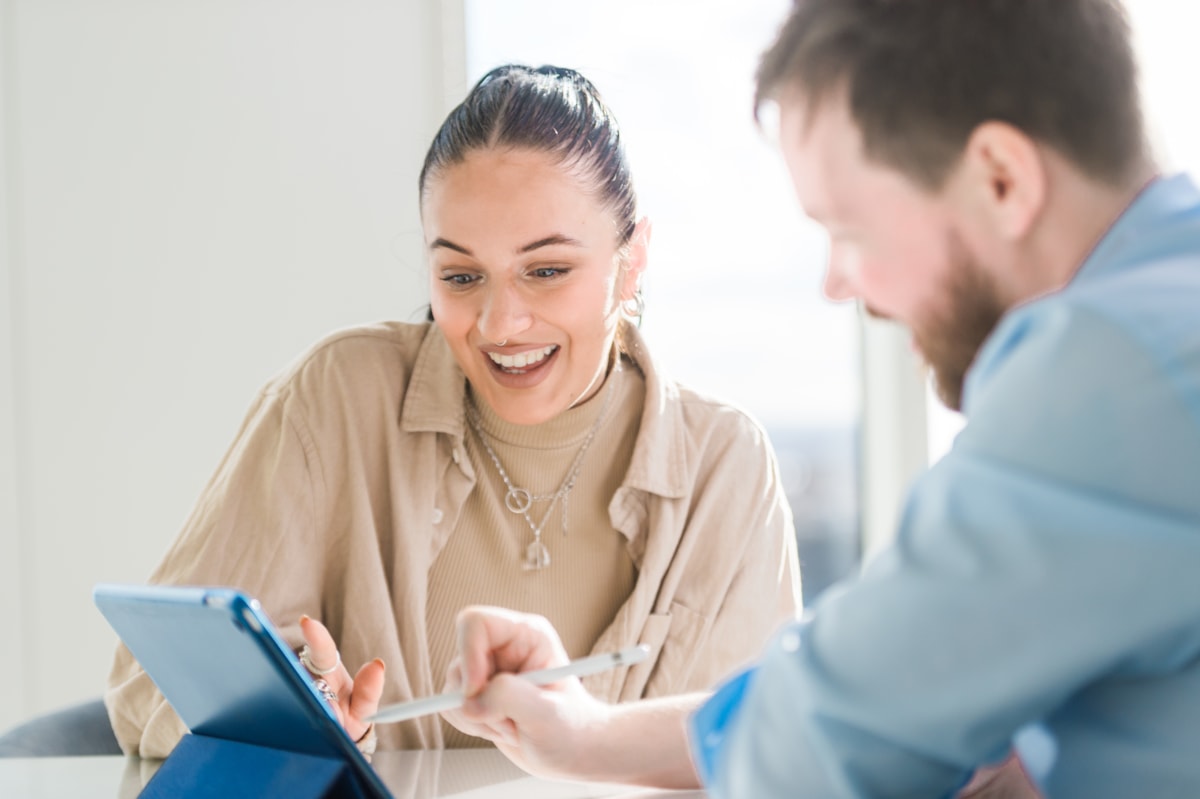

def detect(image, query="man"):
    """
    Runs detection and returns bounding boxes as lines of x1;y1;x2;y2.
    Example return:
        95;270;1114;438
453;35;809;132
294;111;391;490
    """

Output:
439;1;1200;795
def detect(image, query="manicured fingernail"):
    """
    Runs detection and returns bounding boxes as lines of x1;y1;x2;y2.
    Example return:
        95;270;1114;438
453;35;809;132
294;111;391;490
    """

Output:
300;614;311;623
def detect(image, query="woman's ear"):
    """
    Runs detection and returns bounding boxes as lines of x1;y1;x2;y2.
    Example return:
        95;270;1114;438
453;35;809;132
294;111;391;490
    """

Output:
958;121;1047;241
620;217;652;300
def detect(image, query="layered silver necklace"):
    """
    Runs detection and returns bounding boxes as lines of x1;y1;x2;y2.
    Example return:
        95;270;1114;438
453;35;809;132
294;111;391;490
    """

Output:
465;367;620;571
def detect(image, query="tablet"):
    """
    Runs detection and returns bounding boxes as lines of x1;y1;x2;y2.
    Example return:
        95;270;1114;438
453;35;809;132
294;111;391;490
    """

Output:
94;583;391;799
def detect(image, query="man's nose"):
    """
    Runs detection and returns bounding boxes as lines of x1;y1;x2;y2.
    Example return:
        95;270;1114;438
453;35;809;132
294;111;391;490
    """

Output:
822;255;859;303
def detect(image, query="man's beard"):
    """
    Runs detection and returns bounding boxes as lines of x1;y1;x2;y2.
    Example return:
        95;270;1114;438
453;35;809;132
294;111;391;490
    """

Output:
911;236;1007;412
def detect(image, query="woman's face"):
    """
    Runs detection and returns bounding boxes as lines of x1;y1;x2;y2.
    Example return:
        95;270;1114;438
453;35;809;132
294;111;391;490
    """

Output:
424;147;646;426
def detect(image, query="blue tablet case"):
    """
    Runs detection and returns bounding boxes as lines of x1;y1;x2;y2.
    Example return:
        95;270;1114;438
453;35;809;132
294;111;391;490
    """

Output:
94;583;393;799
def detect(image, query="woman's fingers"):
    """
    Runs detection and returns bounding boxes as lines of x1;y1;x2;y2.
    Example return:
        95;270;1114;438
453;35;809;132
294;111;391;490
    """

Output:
299;615;343;672
298;615;349;725
297;616;387;743
349;658;386;723
299;615;351;685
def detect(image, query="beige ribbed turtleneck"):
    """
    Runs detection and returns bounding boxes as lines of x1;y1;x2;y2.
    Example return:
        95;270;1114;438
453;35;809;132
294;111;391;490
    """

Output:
425;356;645;747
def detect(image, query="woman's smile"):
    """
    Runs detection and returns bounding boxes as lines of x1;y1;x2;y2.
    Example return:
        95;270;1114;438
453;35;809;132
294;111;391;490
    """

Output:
487;344;558;373
481;343;562;390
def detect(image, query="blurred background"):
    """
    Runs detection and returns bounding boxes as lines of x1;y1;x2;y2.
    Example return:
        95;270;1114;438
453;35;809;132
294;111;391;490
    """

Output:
2;0;1198;734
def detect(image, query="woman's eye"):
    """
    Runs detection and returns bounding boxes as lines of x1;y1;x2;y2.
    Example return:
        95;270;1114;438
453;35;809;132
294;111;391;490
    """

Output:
440;273;477;287
531;266;568;279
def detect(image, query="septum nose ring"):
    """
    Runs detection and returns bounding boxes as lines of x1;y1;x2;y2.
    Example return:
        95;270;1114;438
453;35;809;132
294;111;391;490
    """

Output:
495;339;508;347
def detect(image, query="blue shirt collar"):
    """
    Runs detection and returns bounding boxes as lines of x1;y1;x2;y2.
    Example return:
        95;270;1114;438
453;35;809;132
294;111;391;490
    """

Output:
1070;172;1200;287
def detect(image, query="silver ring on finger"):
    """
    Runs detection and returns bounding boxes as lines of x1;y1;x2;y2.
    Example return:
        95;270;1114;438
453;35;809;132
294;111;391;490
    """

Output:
313;678;338;703
299;644;340;676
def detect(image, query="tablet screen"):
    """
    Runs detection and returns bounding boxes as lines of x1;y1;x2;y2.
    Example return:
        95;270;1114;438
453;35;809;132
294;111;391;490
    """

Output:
95;583;391;798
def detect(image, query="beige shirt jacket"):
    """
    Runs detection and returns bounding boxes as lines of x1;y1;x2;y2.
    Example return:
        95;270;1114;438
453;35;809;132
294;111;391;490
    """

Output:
106;321;802;756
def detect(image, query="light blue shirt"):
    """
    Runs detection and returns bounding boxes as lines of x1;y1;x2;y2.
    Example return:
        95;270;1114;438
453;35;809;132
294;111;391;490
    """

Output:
691;173;1200;798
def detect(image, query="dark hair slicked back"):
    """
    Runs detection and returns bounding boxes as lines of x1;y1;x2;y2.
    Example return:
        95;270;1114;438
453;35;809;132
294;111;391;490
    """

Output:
420;65;637;244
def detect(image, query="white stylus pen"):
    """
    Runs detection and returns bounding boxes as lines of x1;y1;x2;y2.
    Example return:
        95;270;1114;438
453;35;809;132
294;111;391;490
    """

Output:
364;643;651;724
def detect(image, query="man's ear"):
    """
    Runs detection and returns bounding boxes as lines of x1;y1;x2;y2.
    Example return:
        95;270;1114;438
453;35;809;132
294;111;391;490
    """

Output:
620;217;652;300
958;121;1047;241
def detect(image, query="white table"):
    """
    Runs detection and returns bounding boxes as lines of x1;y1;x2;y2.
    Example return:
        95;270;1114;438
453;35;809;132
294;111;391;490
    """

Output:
0;749;708;798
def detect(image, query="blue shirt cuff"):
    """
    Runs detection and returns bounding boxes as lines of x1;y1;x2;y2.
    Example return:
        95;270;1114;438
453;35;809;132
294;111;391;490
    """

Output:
688;666;759;786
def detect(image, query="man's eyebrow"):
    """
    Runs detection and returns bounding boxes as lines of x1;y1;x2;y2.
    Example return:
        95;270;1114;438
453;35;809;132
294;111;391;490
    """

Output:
430;238;472;255
519;234;584;253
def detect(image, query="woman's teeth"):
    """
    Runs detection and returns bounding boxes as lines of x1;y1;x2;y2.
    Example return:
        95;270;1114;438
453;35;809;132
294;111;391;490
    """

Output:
488;345;557;371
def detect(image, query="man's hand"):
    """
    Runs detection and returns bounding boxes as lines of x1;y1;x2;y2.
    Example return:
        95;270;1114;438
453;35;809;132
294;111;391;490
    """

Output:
441;606;703;790
956;753;1042;798
440;606;611;779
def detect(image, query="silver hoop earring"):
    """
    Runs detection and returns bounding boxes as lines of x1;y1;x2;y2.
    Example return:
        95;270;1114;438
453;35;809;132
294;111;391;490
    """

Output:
620;290;645;324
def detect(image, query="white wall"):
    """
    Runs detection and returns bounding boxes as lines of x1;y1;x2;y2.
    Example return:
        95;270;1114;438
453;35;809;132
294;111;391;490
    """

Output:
1;0;28;733
1;0;464;733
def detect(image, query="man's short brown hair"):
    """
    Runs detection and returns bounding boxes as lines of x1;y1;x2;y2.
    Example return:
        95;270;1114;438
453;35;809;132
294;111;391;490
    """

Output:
757;0;1148;189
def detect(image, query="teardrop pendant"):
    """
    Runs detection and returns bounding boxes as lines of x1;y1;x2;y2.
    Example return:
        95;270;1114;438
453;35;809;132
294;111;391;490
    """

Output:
523;539;551;571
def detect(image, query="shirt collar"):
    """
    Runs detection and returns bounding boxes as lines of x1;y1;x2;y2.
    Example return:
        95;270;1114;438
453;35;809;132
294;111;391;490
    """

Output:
616;323;692;499
398;321;691;499
1070;172;1200;288
398;323;469;440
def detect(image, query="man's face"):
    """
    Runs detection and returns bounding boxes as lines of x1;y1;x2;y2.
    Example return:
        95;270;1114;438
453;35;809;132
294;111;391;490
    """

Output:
778;94;1005;410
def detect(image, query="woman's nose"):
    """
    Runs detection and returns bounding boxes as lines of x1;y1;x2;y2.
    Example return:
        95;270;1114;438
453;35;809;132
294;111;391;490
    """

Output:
478;284;533;344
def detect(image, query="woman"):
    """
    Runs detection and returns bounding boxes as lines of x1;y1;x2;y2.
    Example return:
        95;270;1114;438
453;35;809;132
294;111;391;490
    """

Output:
106;64;801;756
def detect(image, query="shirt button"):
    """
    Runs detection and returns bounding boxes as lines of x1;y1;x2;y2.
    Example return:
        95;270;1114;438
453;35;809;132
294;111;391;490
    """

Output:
431;508;444;524
780;630;801;653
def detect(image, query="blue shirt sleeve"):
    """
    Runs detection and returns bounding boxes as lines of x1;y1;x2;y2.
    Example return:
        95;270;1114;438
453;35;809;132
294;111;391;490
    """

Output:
691;300;1200;798
688;666;758;786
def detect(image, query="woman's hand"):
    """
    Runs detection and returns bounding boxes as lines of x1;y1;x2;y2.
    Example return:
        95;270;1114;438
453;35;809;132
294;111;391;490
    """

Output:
439;606;612;780
298;615;385;747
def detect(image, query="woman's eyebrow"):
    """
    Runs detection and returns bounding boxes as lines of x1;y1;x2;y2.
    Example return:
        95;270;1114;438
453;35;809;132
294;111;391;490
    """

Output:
519;234;584;253
430;234;584;256
430;237;472;255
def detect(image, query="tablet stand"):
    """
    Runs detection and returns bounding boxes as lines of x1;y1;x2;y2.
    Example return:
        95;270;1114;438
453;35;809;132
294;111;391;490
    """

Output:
139;733;368;799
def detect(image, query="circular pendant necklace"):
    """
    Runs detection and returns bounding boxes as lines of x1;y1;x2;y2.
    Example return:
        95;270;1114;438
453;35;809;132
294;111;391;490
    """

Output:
465;368;620;571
